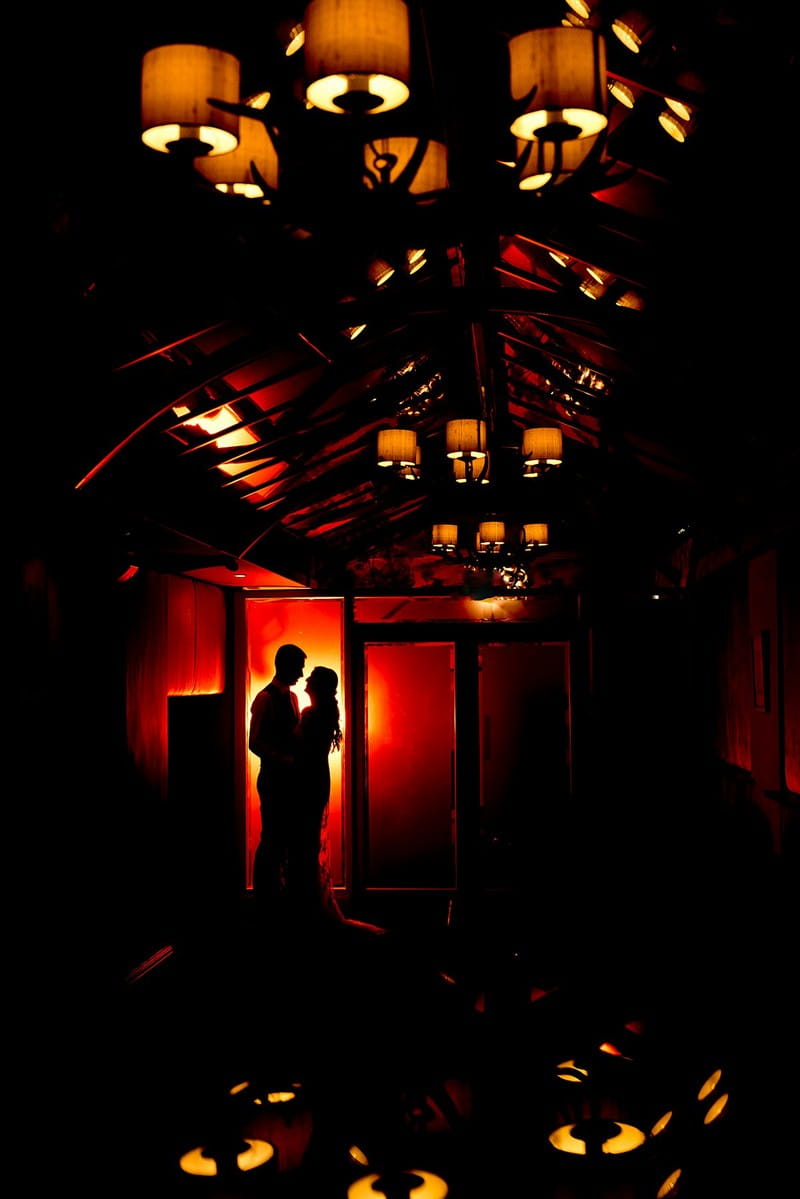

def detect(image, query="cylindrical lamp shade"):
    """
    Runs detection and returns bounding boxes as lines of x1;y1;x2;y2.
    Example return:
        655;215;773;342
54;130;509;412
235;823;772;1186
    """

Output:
364;136;448;194
453;452;490;483
516;134;597;190
611;10;656;54
522;426;563;465
521;522;549;548
195;115;279;196
432;523;459;551
478;521;506;549
304;0;411;115
141;44;240;155
377;427;417;466
509;27;607;141
446;419;487;459
399;445;422;479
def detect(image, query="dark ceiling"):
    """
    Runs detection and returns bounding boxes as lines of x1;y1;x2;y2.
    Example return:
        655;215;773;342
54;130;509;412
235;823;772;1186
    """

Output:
38;1;799;596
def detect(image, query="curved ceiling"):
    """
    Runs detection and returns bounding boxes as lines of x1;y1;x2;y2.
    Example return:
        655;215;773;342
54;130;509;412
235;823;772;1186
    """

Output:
39;1;799;595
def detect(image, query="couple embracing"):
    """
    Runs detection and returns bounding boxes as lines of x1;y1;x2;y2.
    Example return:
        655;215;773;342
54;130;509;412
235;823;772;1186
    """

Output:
248;643;344;925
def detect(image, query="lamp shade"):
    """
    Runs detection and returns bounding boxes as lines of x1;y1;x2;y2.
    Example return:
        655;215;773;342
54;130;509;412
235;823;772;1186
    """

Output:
478;521;506;549
432;523;458;550
141;44;240;155
521;522;549;548
446;419;487;459
522;426;563;464
611;9;656;54
377;427;417;466
509;27;607;141
304;0;411;115
364;136;448;194
195;115;279;196
516;133;597;190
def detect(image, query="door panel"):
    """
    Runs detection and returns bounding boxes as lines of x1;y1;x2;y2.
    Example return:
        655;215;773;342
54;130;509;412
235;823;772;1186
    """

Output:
478;642;570;890
364;642;456;888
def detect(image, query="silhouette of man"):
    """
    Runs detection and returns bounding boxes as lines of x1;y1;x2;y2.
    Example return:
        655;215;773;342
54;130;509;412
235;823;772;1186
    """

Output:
248;642;307;916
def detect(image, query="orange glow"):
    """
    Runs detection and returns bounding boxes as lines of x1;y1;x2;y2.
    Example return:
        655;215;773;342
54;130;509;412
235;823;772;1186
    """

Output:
548;1120;646;1155
697;1068;722;1100
180;405;258;449
179;1139;274;1176
599;1040;632;1058
703;1093;729;1123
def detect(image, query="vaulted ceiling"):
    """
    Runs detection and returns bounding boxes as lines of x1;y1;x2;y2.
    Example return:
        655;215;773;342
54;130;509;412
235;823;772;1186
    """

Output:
39;1;799;596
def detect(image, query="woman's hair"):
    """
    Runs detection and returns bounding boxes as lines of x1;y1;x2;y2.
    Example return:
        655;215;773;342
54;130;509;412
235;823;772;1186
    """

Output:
307;666;343;752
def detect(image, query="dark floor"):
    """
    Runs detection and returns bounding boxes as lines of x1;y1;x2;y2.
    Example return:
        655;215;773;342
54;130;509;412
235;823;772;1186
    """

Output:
65;866;795;1199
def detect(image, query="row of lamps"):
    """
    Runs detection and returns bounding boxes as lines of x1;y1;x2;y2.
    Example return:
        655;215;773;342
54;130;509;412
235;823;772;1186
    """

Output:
377;422;562;572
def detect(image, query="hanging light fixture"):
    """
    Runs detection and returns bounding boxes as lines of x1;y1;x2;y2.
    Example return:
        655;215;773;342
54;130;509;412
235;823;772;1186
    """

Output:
611;9;657;55
432;523;459;552
508;26;608;142
141;44;241;155
608;78;637;108
522;427;563;476
303;0;411;115
477;521;507;553
195;112;279;197
377;428;417;468
363;136;448;195
445;419;488;482
521;522;549;549
657;107;697;142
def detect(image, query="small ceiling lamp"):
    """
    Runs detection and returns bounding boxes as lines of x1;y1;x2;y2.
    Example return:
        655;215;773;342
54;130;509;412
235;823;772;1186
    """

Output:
454;453;490;483
508;27;608;142
369;257;396;286
516;133;597;190
579;273;609;299
477;521;507;553
141;44;240;155
446;418;488;483
521;522;549;549
608;78;636;108
522;426;563;475
565;0;595;18
377;427;417;467
432;523;459;552
616;288;645;310
195;114;279;197
446;419;487;460
278;20;306;56
407;248;427;274
363;136;448;195
611;10;656;55
657;107;696;142
303;0;411;115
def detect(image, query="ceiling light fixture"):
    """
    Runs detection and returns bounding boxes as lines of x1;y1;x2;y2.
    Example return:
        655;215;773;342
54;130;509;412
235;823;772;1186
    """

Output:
303;0;411;115
509;26;608;142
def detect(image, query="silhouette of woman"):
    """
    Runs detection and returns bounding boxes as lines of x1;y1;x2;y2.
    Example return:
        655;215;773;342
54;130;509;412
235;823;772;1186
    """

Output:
293;665;346;923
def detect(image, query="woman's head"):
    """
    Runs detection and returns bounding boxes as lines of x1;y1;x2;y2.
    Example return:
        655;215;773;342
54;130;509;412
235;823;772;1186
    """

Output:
305;666;342;751
306;665;338;699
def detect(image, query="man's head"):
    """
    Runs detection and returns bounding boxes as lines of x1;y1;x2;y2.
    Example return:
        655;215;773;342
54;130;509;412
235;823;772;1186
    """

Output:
274;643;307;685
